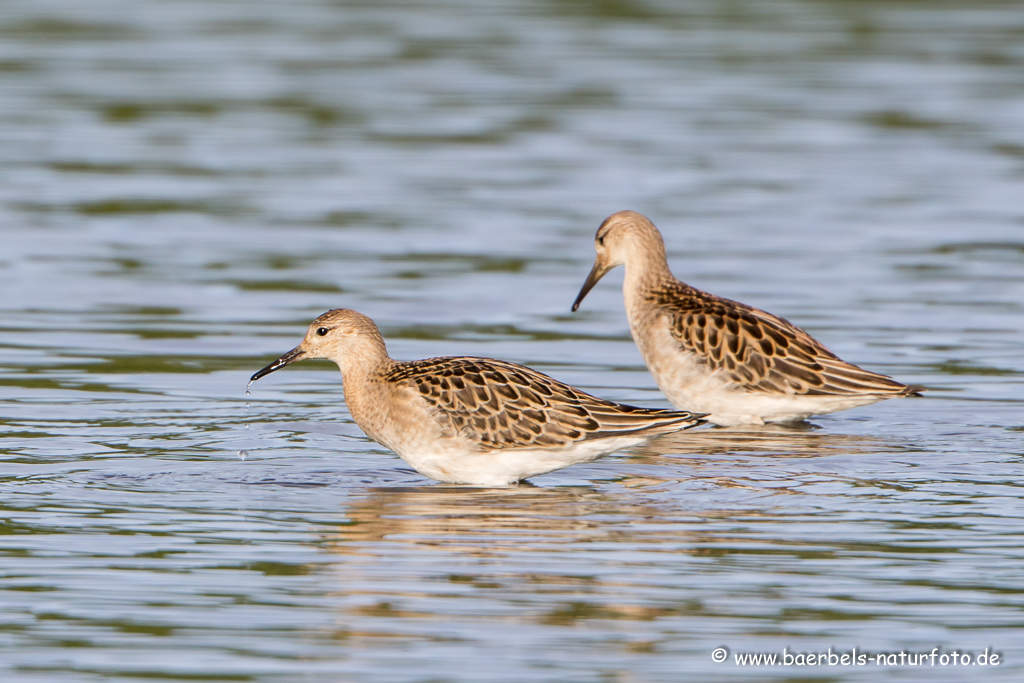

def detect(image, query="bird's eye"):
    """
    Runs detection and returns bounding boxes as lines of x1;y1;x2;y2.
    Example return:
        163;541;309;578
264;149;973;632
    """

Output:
316;327;329;336
597;233;606;245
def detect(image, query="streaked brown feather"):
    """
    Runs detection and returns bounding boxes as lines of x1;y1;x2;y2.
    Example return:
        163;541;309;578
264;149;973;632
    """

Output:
647;281;917;397
384;356;705;450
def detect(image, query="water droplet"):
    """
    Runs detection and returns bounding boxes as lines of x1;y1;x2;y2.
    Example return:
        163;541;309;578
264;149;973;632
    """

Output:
243;385;252;429
237;450;248;461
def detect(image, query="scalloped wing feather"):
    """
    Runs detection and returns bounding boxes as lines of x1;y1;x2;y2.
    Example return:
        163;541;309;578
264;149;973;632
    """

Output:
652;283;917;397
384;357;704;450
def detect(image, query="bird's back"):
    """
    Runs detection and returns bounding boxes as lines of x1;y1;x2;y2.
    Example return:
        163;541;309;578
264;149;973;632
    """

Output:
384;355;705;451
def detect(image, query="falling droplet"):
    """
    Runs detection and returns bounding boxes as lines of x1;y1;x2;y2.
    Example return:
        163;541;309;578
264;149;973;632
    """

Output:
237;450;248;461
244;384;252;428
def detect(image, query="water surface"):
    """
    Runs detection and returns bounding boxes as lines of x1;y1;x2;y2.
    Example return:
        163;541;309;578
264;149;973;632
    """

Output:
1;0;1023;680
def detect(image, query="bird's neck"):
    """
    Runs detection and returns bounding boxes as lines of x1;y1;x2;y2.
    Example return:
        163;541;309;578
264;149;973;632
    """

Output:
334;335;393;387
335;339;398;446
622;246;674;303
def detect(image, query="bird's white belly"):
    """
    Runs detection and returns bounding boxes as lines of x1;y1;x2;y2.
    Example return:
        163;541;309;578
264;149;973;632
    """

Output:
395;436;648;486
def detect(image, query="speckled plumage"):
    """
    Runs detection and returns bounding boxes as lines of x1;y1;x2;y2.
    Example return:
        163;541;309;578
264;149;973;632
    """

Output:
250;309;706;485
385;355;697;449
572;211;922;426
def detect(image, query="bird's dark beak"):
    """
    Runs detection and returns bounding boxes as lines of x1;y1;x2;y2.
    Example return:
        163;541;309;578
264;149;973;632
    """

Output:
250;346;306;383
571;260;613;312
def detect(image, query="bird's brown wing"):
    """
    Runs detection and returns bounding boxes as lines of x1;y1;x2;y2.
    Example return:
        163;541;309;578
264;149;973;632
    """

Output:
384;357;705;450
650;282;919;396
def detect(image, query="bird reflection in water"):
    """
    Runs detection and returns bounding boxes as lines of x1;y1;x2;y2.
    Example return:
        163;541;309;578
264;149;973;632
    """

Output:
638;423;907;459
